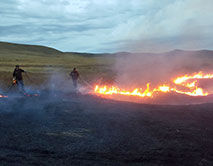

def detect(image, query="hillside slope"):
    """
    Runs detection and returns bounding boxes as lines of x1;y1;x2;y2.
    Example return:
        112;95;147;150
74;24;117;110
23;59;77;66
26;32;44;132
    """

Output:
0;41;63;56
0;42;115;89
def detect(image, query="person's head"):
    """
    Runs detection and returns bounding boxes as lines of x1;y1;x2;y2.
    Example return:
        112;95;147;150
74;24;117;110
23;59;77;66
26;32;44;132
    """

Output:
15;65;19;70
73;68;76;71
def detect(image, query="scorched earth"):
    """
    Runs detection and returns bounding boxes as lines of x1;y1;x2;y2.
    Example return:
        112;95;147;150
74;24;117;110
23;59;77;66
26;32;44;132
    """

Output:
0;91;213;166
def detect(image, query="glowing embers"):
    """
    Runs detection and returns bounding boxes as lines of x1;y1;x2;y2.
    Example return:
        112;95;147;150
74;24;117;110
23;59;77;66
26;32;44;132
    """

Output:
94;72;212;98
0;94;8;98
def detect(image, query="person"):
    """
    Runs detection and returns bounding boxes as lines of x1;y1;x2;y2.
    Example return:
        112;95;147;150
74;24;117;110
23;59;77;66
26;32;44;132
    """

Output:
13;65;26;93
69;68;79;90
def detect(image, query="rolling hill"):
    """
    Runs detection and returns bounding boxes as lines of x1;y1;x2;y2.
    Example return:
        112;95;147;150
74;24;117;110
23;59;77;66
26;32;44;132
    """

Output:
0;41;213;91
0;41;64;56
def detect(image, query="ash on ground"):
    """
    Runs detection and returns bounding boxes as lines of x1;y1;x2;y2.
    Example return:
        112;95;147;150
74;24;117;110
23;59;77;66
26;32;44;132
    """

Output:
0;92;213;166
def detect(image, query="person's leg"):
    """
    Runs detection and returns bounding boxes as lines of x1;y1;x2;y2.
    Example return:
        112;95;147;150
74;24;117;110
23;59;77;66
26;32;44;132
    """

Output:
17;80;25;93
72;79;77;90
20;80;25;92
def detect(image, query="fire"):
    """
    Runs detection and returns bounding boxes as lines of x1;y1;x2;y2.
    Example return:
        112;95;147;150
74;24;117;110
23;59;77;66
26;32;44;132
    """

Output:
95;83;152;97
94;72;212;98
174;72;213;85
0;94;8;98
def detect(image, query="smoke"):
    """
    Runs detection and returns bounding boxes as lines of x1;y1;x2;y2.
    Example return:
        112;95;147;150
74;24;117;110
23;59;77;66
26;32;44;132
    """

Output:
0;67;86;113
1;52;213;106
113;51;213;90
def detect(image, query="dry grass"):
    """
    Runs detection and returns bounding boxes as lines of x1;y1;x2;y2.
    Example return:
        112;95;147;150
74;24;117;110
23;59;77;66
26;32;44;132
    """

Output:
0;42;116;90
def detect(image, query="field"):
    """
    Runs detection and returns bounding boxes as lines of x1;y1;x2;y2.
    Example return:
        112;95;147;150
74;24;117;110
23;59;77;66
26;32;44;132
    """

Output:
0;42;213;166
0;42;116;91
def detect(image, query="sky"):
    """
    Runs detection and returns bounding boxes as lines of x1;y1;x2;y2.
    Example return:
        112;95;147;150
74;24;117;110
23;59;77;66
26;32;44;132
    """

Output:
0;0;213;53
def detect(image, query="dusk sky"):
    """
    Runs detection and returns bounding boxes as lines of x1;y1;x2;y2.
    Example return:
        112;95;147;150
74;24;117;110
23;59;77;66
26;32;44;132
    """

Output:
0;0;212;53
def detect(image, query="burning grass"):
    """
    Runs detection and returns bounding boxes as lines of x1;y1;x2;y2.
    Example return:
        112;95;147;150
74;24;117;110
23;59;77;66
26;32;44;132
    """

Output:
0;71;213;105
94;72;213;102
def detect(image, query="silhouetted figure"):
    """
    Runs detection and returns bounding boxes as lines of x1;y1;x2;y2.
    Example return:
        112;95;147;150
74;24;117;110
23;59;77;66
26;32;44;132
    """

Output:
13;65;26;93
69;68;79;90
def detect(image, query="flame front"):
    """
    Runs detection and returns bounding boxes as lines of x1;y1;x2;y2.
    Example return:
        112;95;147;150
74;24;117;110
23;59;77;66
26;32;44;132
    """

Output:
94;72;212;98
95;83;153;97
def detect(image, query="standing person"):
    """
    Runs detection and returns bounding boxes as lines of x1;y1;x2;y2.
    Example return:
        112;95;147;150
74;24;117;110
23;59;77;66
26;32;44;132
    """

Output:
69;68;79;90
13;65;26;93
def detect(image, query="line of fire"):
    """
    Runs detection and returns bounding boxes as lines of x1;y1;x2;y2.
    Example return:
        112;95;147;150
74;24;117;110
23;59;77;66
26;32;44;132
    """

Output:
94;72;213;98
1;71;213;101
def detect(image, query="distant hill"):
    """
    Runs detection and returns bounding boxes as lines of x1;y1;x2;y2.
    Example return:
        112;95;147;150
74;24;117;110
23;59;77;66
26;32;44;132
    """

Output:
0;41;213;57
0;41;63;56
163;49;213;57
130;49;213;57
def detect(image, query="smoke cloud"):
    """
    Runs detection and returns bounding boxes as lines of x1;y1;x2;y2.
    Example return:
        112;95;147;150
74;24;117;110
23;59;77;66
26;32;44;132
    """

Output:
113;51;213;91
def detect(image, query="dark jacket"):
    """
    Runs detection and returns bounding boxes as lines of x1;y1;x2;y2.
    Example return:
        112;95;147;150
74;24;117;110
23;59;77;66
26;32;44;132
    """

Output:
70;70;79;80
13;69;25;80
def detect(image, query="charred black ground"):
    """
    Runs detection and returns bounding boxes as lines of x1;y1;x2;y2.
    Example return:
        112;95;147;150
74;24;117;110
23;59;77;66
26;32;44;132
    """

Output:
0;92;213;166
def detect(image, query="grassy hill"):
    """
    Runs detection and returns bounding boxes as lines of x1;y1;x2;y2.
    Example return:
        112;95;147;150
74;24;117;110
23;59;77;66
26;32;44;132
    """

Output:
0;42;115;90
0;41;63;56
0;41;213;91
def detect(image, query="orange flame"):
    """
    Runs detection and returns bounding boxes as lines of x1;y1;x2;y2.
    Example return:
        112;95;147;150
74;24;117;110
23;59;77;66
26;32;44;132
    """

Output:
95;83;153;97
94;72;212;98
0;94;8;98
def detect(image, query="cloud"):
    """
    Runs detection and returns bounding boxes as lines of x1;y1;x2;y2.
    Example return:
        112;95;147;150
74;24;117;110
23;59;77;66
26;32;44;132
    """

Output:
0;0;212;53
121;0;213;52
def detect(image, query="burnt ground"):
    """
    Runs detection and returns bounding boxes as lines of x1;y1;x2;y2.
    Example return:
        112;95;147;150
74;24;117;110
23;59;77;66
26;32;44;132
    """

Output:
0;93;213;166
